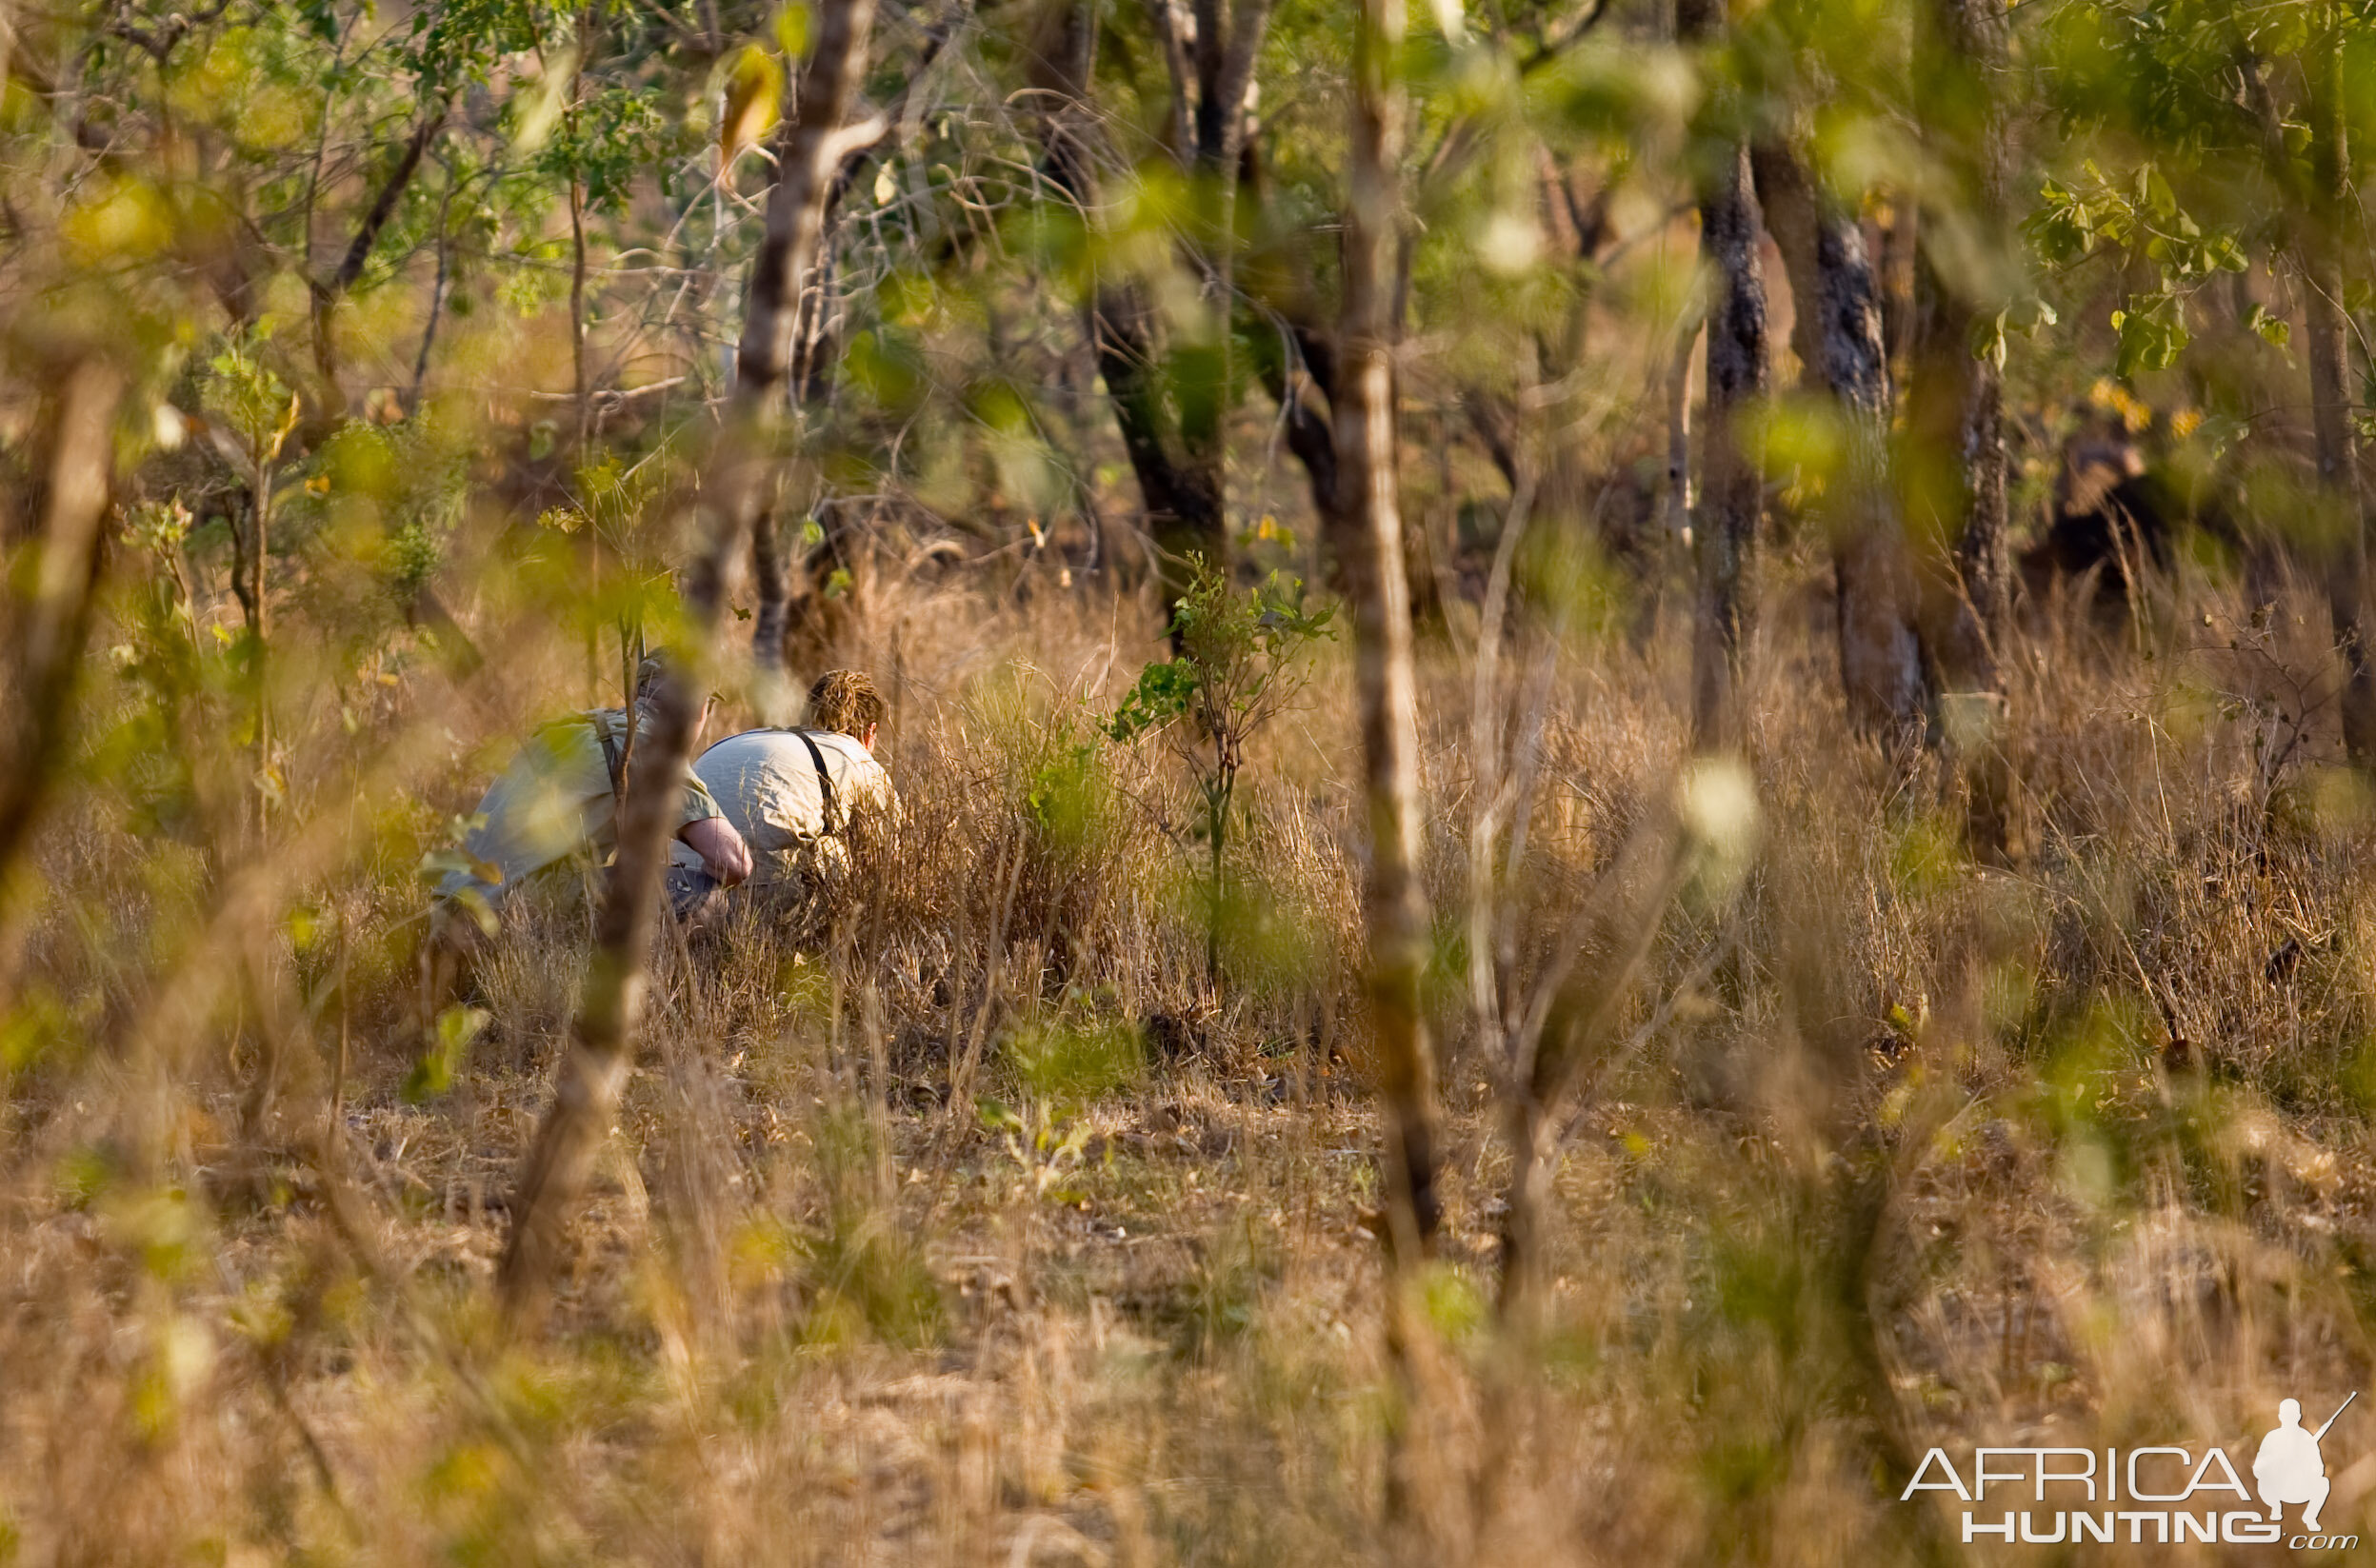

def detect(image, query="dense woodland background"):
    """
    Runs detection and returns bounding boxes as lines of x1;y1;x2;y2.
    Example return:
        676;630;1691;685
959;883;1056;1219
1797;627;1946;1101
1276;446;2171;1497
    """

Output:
8;0;2376;1557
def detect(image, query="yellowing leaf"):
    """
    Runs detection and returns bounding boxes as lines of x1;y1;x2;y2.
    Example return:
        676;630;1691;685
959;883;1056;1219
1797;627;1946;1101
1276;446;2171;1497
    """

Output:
62;177;174;266
268;392;302;462
772;2;811;59
720;44;783;168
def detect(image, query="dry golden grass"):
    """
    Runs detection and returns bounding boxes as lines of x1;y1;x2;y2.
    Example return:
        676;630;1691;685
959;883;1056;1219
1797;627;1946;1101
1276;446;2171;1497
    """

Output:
9;538;2376;1566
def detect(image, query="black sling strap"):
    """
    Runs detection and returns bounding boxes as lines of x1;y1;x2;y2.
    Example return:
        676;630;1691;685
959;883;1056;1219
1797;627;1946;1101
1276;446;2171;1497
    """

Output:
594;718;626;804
540;710;627;804
792;728;841;837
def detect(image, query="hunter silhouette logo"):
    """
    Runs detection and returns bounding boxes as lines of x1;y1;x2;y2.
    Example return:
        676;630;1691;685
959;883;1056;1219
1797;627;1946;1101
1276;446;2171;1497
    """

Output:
2255;1395;2352;1535
1902;1394;2360;1549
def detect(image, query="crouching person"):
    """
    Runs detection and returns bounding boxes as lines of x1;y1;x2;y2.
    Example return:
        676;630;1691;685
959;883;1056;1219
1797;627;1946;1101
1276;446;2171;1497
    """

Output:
674;669;896;930
430;658;753;958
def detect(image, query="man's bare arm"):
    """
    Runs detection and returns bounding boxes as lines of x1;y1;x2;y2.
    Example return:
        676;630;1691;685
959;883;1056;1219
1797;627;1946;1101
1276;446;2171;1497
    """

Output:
679;817;753;885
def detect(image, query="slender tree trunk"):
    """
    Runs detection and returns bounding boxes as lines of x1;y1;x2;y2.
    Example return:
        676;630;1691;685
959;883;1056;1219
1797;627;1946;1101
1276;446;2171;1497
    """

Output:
1680;0;1768;753
2305;19;2375;762
1876;198;1918;370
1253;316;1339;526
1237;129;1353;538
790;245;838;405
1100;292;1224;588
1752;141;1926;748
309;111;444;420
227;481;259;634
569;171;590;448
1143;0;1193;160
2241;40;2367;753
1031;0;1223;607
569;10;594;449
1665;321;1698;544
750;501;789;675
0;362;122;1006
733;28;878;396
1929;0;2010;650
749;16;950;672
1340;0;1437;1273
1175;0;1276;570
499;0;878;1331
1497;831;1686;1333
1338;0;1442;1524
1907;0;2013;856
1950;337;2009;648
253;438;273;837
1091;0;1274;595
407;164;455;415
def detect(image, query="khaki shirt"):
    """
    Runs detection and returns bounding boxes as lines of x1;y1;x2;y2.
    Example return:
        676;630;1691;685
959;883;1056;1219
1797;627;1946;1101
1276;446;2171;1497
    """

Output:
674;727;894;889
437;705;723;907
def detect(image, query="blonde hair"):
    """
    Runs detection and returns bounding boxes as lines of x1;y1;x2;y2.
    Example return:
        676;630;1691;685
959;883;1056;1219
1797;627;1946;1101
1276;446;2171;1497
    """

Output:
808;669;885;739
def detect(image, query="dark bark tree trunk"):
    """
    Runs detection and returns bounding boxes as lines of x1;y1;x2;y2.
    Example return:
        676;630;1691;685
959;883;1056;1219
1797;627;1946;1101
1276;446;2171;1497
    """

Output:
2304;21;2376;762
1121;0;1278;591
1876;198;1919;371
0;361;122;1007
1752;141;1927;748
1251;315;1338;526
1680;0;1768;753
1097;294;1227;583
1032;0;1223;605
1907;261;2014;854
1339;0;1438;1270
1905;0;2014;856
1927;0;2011;651
1236;125;1350;538
1173;0;1274;535
498;0;878;1331
1144;0;1194;158
2240;32;2370;760
750;499;789;675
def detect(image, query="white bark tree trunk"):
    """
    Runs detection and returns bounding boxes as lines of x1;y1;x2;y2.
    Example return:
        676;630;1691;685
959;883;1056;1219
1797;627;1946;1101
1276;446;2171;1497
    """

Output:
1338;0;1438;1269
499;0;879;1329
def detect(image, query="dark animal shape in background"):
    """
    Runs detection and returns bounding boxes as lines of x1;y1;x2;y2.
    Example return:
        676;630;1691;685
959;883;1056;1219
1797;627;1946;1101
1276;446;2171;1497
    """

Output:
2019;429;2181;610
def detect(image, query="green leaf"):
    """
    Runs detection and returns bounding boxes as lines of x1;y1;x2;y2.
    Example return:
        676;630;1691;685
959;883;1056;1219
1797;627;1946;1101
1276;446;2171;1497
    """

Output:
2007;296;2057;332
405;1006;489;1102
2112;297;2188;376
1971;312;2008;371
1103;659;1197;743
